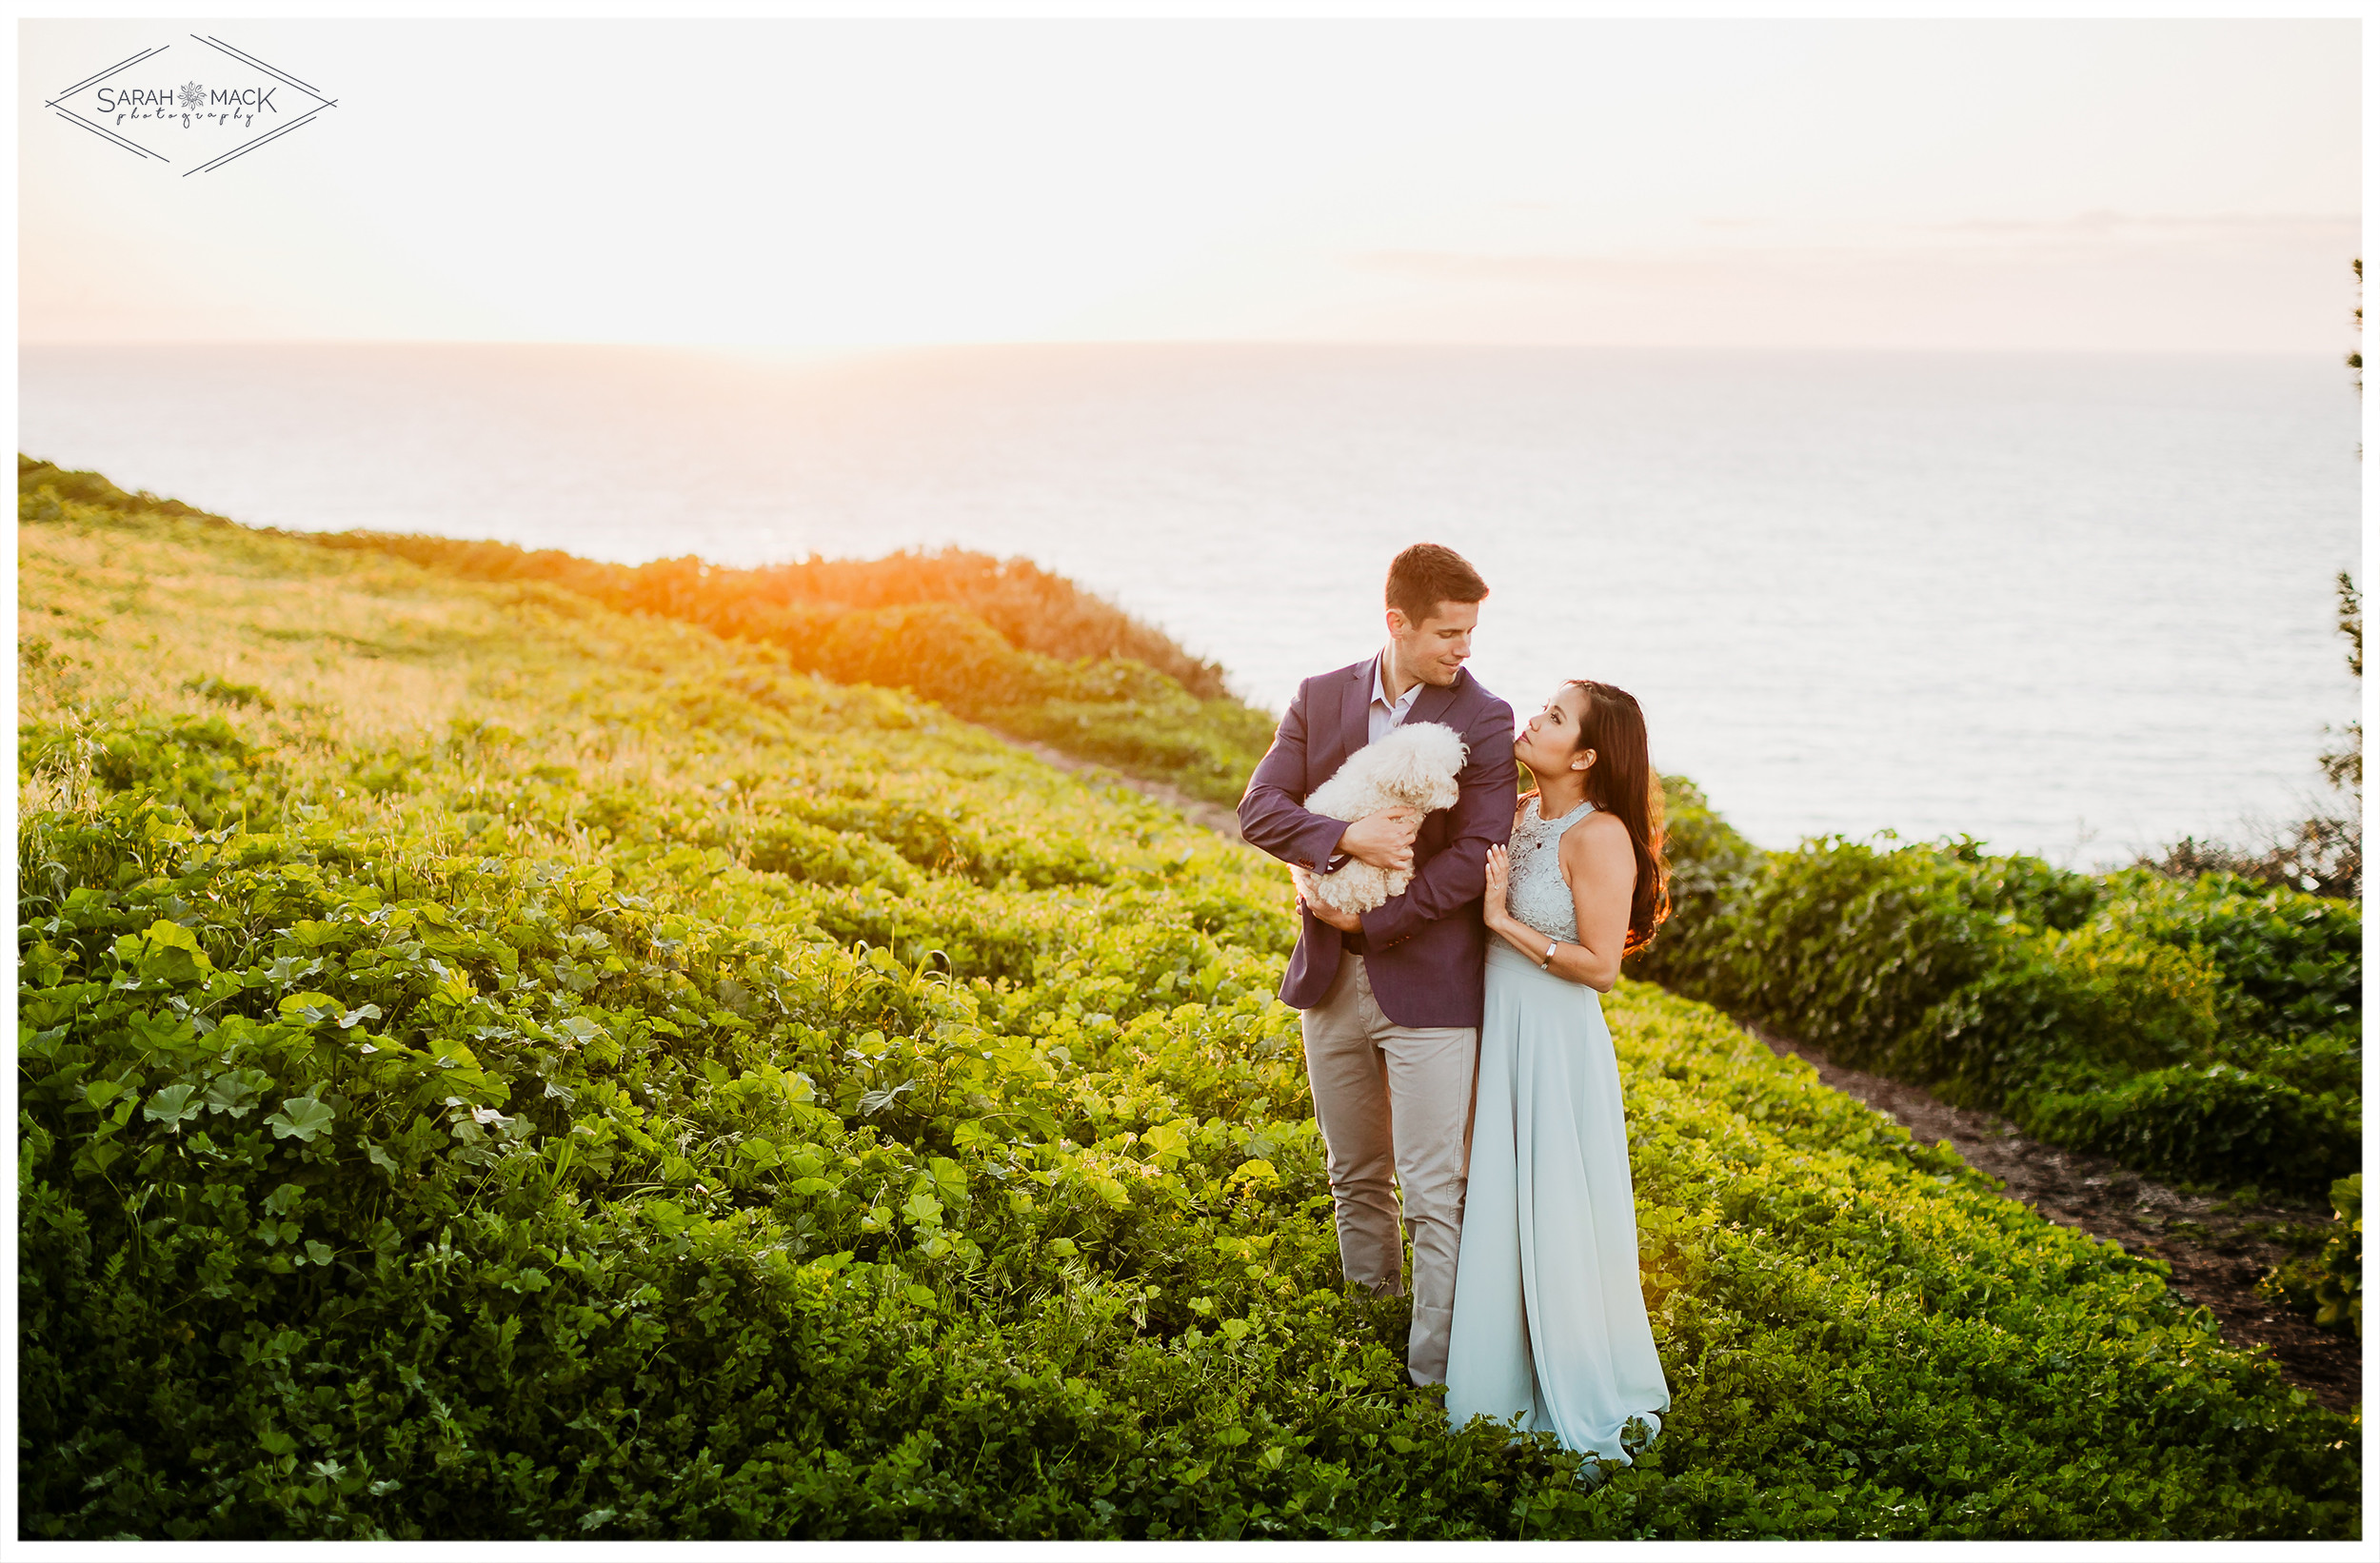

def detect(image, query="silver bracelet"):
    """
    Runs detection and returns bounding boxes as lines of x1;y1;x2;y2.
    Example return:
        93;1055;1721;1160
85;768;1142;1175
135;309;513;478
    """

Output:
1539;938;1558;970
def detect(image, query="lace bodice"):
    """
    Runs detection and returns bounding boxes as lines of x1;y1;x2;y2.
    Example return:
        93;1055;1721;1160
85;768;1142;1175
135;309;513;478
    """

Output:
1506;796;1596;942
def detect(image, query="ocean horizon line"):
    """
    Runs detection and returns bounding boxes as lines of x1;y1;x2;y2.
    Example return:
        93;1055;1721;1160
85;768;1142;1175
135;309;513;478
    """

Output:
20;337;2353;363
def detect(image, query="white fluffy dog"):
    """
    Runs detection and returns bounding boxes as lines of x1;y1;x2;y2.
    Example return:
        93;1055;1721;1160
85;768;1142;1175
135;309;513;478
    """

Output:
1291;721;1470;918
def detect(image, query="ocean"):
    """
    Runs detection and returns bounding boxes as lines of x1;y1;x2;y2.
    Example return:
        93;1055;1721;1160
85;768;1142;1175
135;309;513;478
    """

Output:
18;341;2361;861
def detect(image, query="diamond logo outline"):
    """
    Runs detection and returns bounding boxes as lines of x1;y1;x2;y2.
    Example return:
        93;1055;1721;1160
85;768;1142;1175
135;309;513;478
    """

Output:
46;34;338;175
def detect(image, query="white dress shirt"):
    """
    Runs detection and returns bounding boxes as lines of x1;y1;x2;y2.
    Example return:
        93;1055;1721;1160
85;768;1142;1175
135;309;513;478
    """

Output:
1324;649;1422;877
1368;648;1422;743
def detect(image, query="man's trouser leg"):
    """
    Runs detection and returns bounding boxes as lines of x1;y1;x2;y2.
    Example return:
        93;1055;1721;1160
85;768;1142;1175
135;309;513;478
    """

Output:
1301;953;1478;1386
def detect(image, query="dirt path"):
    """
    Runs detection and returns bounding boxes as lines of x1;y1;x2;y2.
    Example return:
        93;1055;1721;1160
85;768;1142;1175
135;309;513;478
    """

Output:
1022;742;2362;1415
1751;1024;2360;1415
1002;737;1248;842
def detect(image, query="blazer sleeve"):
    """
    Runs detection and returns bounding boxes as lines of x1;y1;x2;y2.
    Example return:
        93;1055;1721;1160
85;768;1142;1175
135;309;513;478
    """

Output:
1237;677;1352;872
1356;693;1517;950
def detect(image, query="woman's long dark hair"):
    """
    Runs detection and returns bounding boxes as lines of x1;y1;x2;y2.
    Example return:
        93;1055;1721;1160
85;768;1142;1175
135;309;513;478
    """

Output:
1565;680;1670;954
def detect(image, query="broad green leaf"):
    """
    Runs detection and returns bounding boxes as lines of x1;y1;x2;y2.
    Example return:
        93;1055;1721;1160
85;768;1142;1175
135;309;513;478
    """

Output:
278;991;344;1021
261;955;323;988
72;1138;125;1177
141;918;202;954
265;1095;337;1142
139;946;212;984
202;1068;272;1118
446;1100;508;1144
114;921;212;982
144;1082;202;1128
429;1038;483;1070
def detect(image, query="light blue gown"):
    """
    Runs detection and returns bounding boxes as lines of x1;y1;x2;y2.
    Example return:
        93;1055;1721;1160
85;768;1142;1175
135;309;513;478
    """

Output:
1444;798;1671;1460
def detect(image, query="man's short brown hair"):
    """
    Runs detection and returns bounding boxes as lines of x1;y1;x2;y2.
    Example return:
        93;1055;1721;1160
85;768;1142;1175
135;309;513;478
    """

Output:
1384;543;1489;624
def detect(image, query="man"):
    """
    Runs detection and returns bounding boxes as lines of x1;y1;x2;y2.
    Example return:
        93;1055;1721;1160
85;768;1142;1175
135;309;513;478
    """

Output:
1237;543;1518;1388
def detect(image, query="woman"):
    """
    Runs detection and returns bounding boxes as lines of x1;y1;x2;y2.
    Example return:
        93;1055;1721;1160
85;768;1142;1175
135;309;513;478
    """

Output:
1443;678;1672;1462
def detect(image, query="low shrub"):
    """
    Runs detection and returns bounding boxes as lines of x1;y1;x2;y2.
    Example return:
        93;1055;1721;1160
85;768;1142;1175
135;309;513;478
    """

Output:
1632;834;2096;1078
2095;869;2362;1041
2264;1176;2367;1337
1636;817;2361;1198
816;602;1044;710
2019;1065;2356;1197
2314;1175;2362;1336
1925;923;2225;1107
23;713;291;835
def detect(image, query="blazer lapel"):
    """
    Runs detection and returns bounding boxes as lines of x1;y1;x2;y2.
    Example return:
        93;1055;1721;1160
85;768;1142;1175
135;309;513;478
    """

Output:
1332;658;1374;771
1399;671;1470;846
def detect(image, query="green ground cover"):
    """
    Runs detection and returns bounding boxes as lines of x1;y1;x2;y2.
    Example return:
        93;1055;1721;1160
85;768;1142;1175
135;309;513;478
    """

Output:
16;478;2361;1539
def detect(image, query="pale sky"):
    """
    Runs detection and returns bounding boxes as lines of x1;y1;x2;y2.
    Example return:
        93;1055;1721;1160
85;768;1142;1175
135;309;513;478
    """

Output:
18;15;2363;351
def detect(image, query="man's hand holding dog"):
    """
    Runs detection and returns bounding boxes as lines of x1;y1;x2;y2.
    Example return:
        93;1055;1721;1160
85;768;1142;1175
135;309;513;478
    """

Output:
1338;807;1420;873
1298;883;1362;932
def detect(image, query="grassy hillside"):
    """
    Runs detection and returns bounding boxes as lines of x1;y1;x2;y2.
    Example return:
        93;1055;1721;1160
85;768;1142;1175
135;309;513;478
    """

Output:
15;480;2360;1539
17;458;1277;807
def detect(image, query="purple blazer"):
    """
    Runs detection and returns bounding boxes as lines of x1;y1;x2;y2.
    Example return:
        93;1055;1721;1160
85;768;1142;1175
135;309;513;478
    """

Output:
1238;658;1518;1029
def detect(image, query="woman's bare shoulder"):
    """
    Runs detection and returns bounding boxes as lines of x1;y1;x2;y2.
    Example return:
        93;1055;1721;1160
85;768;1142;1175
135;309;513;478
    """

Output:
1560;808;1633;859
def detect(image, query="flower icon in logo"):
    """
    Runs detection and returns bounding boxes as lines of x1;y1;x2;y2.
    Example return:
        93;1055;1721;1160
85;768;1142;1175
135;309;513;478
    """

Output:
178;81;205;111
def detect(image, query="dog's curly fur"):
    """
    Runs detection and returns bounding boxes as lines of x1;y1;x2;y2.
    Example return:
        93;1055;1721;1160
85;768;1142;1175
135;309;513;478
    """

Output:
1290;721;1470;918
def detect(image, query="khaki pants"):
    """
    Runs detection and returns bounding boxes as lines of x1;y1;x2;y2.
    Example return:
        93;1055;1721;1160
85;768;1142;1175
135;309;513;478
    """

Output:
1301;953;1478;1386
